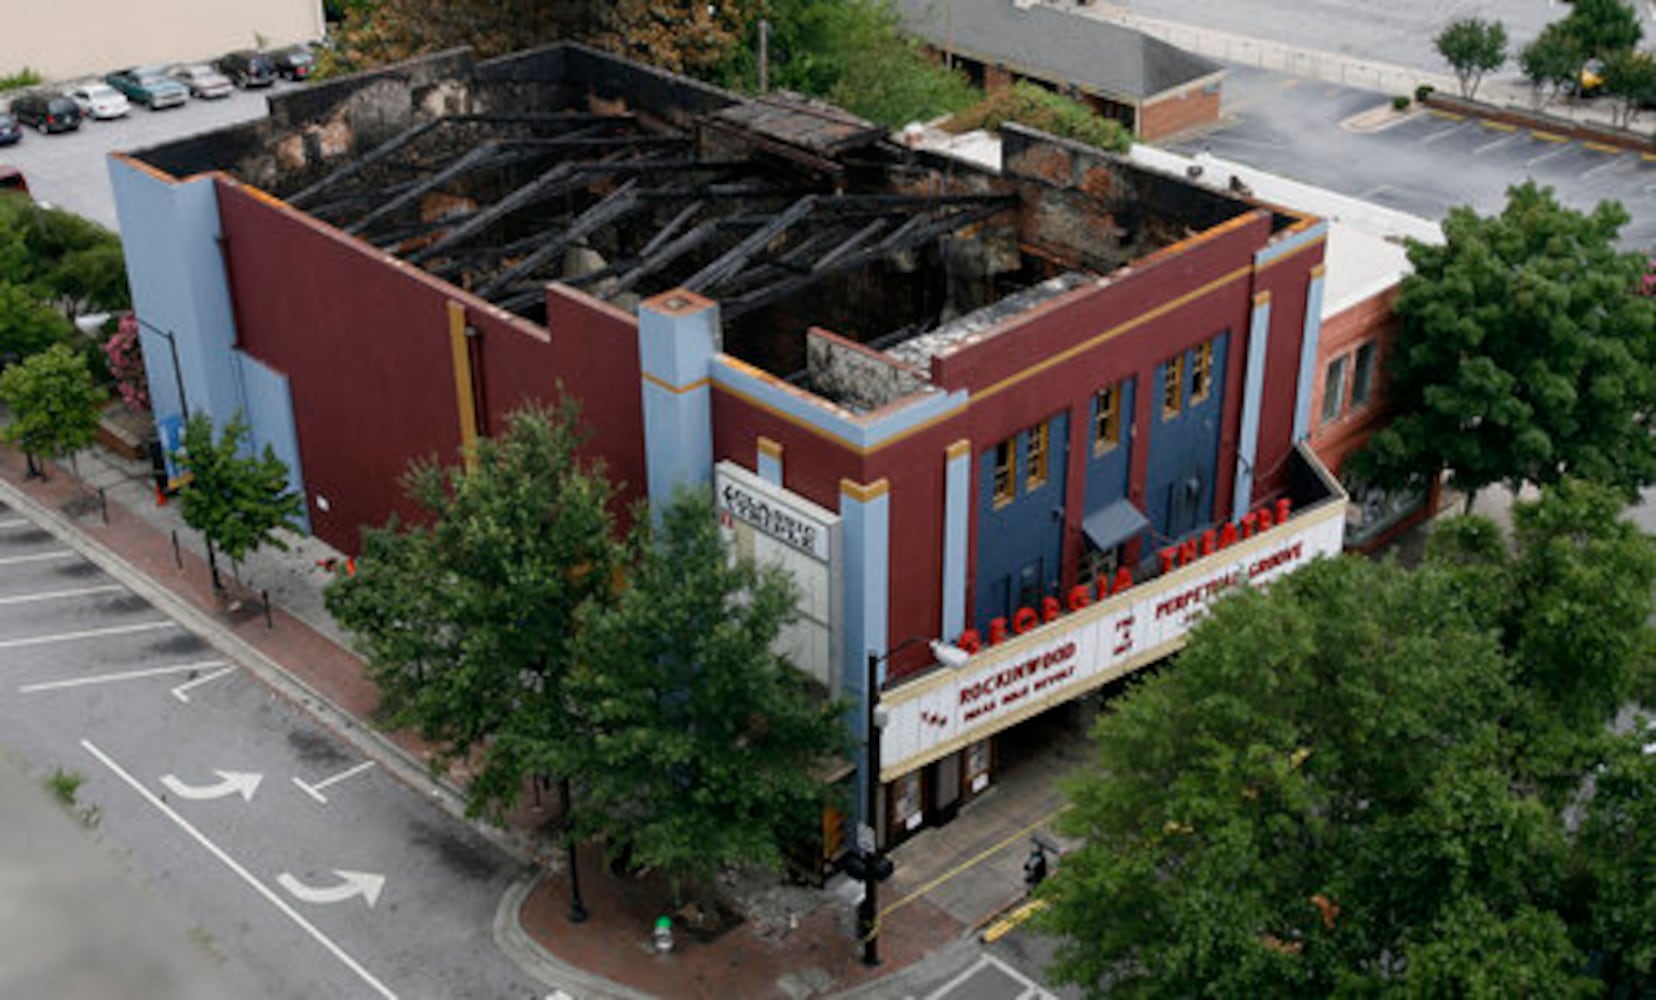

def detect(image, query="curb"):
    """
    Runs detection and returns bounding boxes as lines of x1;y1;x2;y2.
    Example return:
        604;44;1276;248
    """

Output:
493;874;656;1000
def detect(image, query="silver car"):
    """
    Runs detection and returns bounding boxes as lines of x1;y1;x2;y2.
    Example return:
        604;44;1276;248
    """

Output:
68;82;130;120
169;64;234;100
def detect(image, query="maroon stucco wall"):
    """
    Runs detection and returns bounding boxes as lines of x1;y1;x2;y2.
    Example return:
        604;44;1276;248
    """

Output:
216;180;646;552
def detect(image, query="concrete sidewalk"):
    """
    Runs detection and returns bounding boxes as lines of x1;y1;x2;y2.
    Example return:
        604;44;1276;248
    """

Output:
0;438;1077;999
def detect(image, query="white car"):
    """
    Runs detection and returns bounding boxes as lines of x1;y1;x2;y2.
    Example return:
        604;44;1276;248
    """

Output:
67;82;130;120
169;64;233;100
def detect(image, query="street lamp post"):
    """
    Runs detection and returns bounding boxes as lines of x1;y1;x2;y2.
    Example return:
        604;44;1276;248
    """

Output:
858;637;970;966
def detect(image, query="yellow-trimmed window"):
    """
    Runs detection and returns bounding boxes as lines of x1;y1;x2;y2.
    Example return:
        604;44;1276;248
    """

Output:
1026;422;1050;491
1093;385;1121;454
1162;355;1185;419
993;438;1016;506
1190;342;1214;404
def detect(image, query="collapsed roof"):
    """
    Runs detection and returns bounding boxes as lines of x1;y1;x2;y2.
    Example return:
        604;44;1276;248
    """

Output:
129;43;1281;402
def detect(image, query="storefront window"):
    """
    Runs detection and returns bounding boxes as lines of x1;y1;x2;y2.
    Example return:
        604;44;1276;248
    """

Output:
966;740;992;794
892;771;924;833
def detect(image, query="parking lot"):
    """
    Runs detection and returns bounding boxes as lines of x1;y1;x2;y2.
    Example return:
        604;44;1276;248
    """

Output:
1;79;299;231
0;493;539;1000
1172;67;1656;252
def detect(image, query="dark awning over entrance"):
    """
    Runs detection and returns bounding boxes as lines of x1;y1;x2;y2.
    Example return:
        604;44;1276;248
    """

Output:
1082;499;1149;552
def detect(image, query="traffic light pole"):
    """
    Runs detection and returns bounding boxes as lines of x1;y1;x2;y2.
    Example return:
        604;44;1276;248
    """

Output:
859;648;882;966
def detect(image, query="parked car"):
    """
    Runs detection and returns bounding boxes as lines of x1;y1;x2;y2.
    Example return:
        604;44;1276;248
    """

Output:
0;165;25;195
105;67;188;110
67;82;131;120
271;45;315;81
8;92;81;133
0;112;20;146
215;51;277;89
169;63;233;100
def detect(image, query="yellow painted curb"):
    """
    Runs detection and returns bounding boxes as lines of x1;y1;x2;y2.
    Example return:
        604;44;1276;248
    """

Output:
983;899;1048;943
1642;152;1656;163
1429;110;1464;121
1530;130;1568;143
1480;120;1517;132
1582;141;1621;155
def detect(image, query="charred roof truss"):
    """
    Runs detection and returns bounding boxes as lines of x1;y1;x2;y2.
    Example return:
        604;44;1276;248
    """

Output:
282;111;1015;319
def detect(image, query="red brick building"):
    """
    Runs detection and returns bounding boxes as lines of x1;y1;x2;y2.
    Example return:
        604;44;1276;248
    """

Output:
114;45;1346;857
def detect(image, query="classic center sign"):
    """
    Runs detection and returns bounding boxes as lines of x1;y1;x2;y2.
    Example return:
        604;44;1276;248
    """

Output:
878;503;1345;778
714;462;842;691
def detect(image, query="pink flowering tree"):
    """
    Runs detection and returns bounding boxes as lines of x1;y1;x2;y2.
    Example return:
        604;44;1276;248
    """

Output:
103;314;149;412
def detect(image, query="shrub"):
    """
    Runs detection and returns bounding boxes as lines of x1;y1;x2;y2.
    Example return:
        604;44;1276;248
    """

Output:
948;82;1132;153
1394;94;1413;110
0;67;43;93
1415;83;1437;102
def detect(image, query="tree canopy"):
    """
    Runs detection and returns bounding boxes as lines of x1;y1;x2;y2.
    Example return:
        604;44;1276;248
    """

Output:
0;343;104;477
325;402;622;818
0;196;129;323
174;411;305;585
1042;484;1656;997
558;488;848;896
1351;182;1656;507
1520;23;1586;107
1558;0;1643;59
1434;17;1508;99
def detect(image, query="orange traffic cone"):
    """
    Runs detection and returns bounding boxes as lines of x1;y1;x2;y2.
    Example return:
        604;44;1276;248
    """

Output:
345;557;357;577
154;484;167;507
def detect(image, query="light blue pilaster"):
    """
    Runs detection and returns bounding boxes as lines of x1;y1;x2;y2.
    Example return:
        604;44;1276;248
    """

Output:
841;478;891;828
638;291;720;504
1233;291;1272;515
941;441;970;641
757;438;782;485
1292;266;1327;442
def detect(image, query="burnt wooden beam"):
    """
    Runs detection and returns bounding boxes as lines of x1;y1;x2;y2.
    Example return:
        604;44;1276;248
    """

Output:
344;143;502;236
474;179;647;298
681;195;818;293
287;118;446;208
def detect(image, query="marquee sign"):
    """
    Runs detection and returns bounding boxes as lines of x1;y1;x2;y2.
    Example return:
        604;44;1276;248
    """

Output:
878;501;1346;779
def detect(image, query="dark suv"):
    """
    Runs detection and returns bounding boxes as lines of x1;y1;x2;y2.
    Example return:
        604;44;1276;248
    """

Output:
9;93;81;134
271;45;315;80
215;50;277;88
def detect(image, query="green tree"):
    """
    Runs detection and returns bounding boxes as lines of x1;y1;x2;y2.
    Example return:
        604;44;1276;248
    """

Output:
560;488;847;899
1435;17;1509;99
1601;48;1656;126
0;281;71;364
1560;0;1643;59
0;343;103;479
174;411;304;589
0;198;129;321
721;0;977;126
325;402;621;819
1521;23;1587;107
1570;732;1656;996
1351;182;1656;509
1039;556;1592;997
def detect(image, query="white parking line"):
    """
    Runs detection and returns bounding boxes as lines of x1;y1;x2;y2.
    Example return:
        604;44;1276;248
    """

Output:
0;584;124;607
0;620;176;651
0;550;76;566
1472;132;1521;155
293;761;377;805
1420;122;1470;145
171;664;237;703
0;518;30;528
1526;145;1574;167
80;739;399;1000
19;660;225;694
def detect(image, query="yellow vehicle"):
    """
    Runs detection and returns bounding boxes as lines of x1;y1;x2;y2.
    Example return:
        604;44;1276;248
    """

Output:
1578;57;1605;97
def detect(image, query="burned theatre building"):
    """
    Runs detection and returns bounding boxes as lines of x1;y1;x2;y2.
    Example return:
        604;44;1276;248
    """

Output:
112;44;1347;859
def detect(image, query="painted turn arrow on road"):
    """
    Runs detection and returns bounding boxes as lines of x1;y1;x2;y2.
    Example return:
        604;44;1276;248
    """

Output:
277;870;387;909
160;770;264;802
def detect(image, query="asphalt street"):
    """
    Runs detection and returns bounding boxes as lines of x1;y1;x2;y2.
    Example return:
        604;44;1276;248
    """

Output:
1;80;297;231
0;497;543;1000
